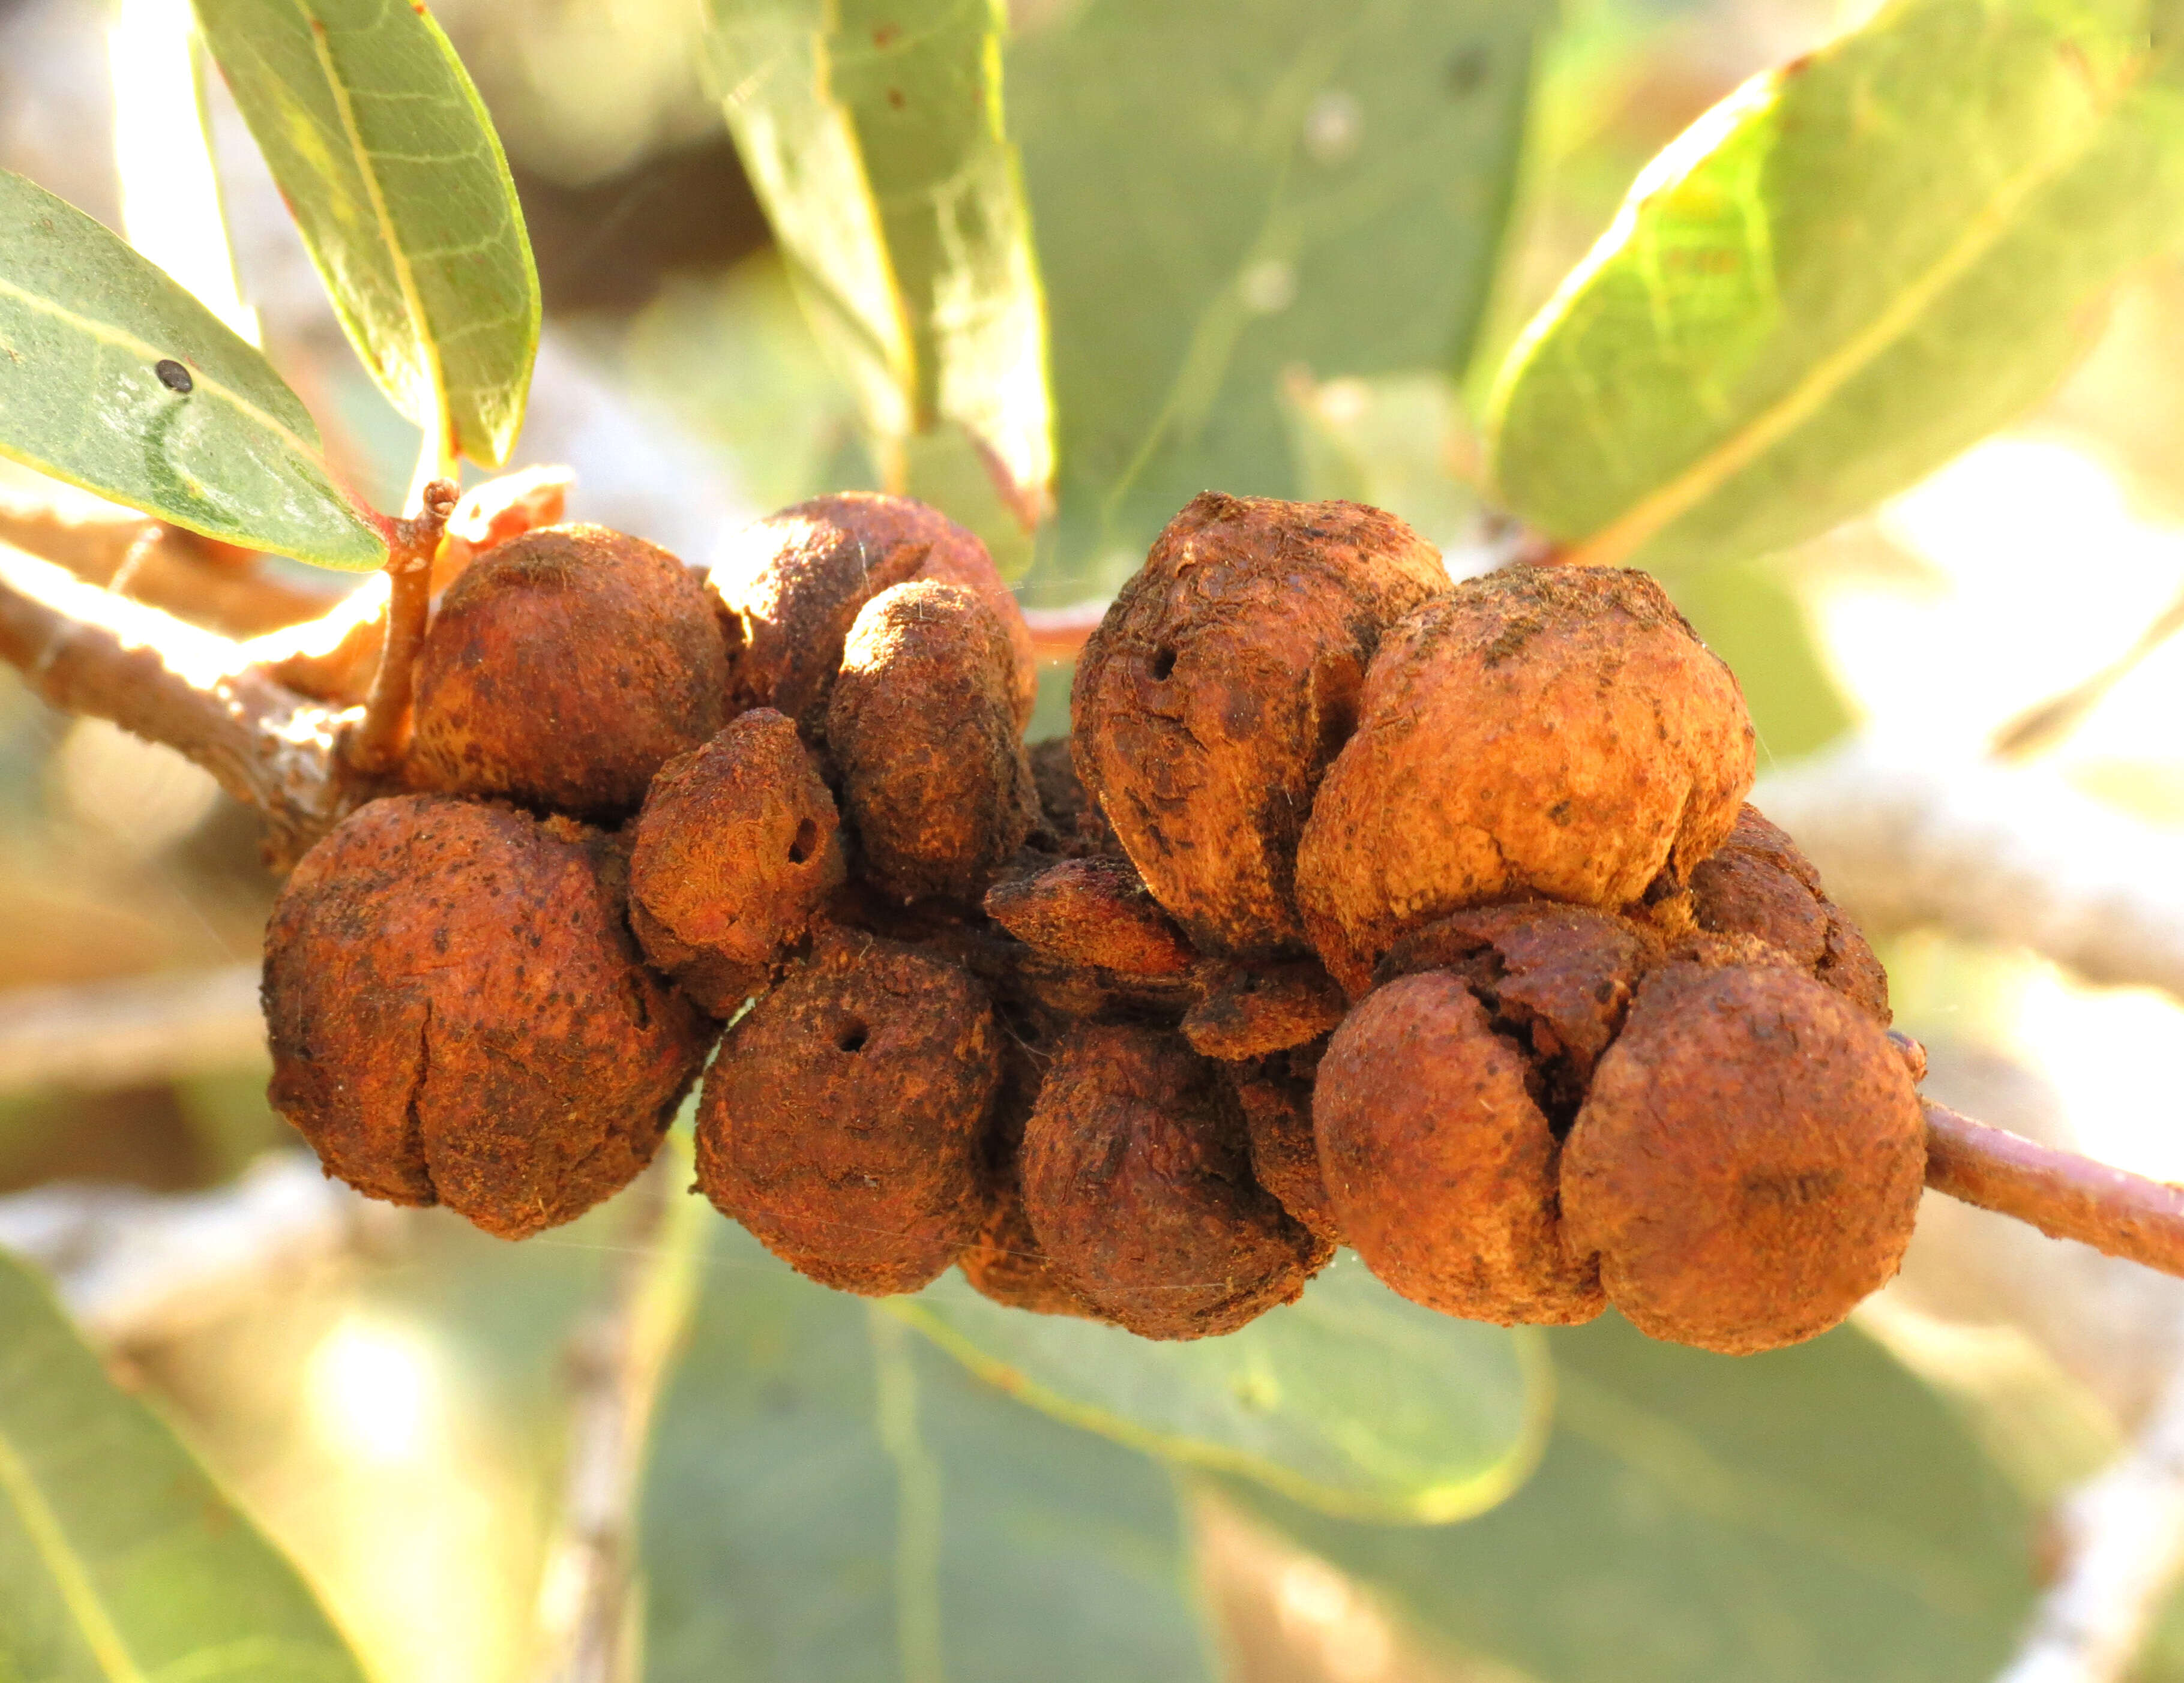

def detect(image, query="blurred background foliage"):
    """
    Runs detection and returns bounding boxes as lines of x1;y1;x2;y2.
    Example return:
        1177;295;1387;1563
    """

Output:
13;0;2184;1678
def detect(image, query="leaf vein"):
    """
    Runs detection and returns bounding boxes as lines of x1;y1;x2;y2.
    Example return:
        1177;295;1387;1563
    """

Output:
0;1417;149;1683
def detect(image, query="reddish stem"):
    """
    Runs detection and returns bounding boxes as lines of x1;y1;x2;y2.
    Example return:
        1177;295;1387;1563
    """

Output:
1924;1100;2184;1278
346;479;457;775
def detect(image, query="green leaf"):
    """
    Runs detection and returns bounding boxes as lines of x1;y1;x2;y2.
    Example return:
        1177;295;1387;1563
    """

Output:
641;1222;1216;1683
0;169;385;568
192;0;541;469
0;1247;370;1683
1235;1313;2036;1683
893;1249;1547;1523
1489;0;2184;572
706;0;1052;515
1006;0;1550;606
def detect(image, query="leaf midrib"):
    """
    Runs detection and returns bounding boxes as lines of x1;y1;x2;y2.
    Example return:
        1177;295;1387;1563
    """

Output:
1557;56;2129;567
0;272;326;467
292;0;448;458
1554;1367;1995;1616
0;1412;149;1683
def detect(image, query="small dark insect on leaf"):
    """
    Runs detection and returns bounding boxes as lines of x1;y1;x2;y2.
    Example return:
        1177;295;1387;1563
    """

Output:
155;359;194;394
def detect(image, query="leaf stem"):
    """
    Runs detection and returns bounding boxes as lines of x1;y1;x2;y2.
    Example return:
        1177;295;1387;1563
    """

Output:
345;478;455;777
1925;1101;2184;1278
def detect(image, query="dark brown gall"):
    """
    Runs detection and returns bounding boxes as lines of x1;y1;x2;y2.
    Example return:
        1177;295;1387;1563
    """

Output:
627;709;846;1016
1228;1061;1342;1244
1183;959;1347;1061
984;856;1196;978
694;931;1002;1295
1021;1024;1329;1339
263;796;712;1238
1373;900;1655;1122
1559;962;1925;1354
409;525;729;817
1680;804;1889;1022
1027;736;1121;859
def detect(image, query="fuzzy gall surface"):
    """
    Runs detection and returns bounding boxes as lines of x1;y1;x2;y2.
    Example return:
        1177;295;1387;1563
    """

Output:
409;525;729;817
708;493;1036;737
1560;962;1925;1354
1021;1023;1328;1339
627;709;846;1016
1372;901;1655;1122
1071;493;1448;961
984;855;1196;978
827;581;1038;905
1314;971;1604;1325
1296;565;1754;991
263;796;712;1238
1680;804;1890;1022
956;1005;1101;1317
1027;736;1121;859
1183;959;1348;1061
695;931;1001;1295
1228;1061;1343;1245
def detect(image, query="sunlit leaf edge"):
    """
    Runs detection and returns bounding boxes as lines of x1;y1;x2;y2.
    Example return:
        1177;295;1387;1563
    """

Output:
400;2;541;468
885;1298;1557;1525
192;0;541;470
0;168;388;569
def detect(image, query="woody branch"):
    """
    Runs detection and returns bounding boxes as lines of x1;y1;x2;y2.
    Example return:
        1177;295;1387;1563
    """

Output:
6;559;2184;1282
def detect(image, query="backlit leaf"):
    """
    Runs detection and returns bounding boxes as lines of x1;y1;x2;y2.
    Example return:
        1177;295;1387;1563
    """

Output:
0;169;385;567
193;0;541;469
895;1249;1547;1523
1008;0;1550;606
642;1223;1216;1683
1490;0;2184;571
0;1247;370;1683
706;0;1052;518
1236;1313;2036;1683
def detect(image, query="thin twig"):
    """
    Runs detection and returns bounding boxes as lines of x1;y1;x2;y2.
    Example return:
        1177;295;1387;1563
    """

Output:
1922;1113;2184;1283
0;541;350;862
1927;1103;2184;1280
1021;602;1105;661
1;470;575;703
0;487;341;635
1993;581;2184;762
1993;1352;2184;1683
532;1142;704;1683
242;465;576;706
347;478;457;776
0;965;263;1096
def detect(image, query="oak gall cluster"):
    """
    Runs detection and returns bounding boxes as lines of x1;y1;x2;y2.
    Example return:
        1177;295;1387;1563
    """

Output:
260;488;1927;1354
